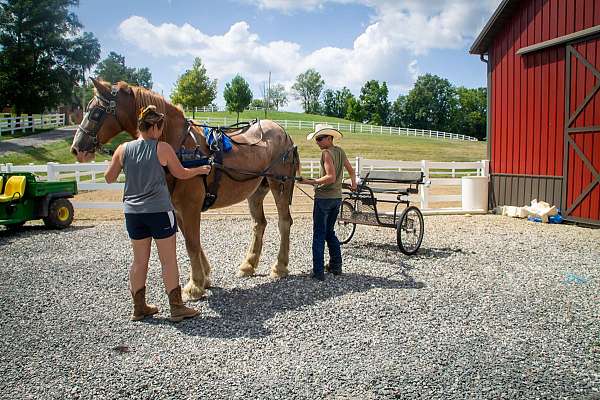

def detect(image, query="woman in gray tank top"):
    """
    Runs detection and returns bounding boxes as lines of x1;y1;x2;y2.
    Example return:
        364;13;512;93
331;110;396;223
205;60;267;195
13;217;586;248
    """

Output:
105;105;211;322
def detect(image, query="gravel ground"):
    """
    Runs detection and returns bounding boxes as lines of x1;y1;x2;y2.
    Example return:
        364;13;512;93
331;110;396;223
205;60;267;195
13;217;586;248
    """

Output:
0;214;598;399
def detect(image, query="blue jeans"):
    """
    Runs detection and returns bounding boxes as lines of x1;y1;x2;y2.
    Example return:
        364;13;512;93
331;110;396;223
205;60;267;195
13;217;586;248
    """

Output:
312;198;343;276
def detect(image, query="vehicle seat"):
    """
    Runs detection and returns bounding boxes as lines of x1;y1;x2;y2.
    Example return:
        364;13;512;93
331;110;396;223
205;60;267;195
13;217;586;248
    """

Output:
0;176;3;194
0;175;26;202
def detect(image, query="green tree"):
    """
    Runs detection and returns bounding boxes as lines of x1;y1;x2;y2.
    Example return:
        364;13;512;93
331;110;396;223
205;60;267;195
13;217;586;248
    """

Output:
322;89;336;116
359;80;390;125
223;75;253;122
0;0;101;115
452;87;487;140
323;87;354;118
250;98;264;109
131;67;153;89
171;58;217;116
94;52;131;83
95;52;152;88
389;95;408;127
346;97;364;124
268;83;288;111
403;74;457;131
292;68;324;114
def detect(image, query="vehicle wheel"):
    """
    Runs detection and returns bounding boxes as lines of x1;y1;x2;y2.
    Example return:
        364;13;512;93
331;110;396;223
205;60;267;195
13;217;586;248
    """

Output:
397;206;424;255
43;198;74;229
337;201;356;245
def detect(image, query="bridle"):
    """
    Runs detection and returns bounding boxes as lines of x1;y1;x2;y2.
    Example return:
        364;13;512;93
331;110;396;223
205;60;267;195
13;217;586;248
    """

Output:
77;85;121;153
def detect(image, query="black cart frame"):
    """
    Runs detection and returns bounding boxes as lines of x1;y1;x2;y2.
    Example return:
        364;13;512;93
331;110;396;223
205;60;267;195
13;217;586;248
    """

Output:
337;170;425;255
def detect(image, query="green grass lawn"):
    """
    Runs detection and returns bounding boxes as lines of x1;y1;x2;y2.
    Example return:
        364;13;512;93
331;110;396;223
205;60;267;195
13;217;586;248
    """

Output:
186;110;355;125
0;128;486;165
0;132;131;165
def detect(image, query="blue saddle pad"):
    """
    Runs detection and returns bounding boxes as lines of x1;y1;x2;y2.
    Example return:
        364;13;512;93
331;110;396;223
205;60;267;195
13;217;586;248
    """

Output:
203;127;232;152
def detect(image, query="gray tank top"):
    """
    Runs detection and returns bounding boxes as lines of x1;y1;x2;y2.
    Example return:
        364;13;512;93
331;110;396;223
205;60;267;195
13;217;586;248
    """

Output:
122;139;173;214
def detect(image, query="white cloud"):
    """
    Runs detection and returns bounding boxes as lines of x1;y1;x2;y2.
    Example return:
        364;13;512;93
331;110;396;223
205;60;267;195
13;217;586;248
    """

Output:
118;0;501;106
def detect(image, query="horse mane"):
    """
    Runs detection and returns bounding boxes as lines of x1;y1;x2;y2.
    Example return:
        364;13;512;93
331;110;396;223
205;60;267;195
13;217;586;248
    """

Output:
92;80;181;117
129;85;170;116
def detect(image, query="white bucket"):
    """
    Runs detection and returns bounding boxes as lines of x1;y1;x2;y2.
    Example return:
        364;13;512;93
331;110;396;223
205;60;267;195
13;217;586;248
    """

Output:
461;176;488;211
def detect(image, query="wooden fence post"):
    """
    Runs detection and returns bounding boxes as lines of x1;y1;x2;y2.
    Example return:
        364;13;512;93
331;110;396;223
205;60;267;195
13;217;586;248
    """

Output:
420;160;430;209
47;162;59;181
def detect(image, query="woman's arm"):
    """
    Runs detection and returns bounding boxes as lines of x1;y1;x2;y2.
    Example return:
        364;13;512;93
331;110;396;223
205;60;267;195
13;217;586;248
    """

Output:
105;144;124;184
157;142;211;179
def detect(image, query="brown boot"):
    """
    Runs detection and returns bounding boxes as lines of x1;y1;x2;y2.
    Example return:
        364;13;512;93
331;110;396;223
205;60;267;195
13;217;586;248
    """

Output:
168;286;200;322
130;287;159;321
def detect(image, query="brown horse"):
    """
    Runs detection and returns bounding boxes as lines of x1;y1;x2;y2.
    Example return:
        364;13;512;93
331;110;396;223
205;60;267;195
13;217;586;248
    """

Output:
71;78;299;300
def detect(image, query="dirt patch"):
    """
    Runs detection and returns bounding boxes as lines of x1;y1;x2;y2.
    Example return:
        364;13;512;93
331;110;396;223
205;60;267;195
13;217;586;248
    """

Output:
73;185;463;221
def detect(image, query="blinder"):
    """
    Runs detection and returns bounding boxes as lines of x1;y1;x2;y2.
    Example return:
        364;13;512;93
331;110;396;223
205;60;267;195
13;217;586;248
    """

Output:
76;85;120;152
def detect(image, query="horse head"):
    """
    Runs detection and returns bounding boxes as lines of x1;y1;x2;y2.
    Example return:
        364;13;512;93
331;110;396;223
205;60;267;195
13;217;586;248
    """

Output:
71;78;137;162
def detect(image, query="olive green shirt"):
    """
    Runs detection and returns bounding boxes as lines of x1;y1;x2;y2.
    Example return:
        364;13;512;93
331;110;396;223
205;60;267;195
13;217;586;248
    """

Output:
314;146;348;199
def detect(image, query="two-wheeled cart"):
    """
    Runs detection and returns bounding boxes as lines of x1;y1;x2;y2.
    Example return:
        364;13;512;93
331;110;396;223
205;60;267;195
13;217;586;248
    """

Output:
337;170;425;255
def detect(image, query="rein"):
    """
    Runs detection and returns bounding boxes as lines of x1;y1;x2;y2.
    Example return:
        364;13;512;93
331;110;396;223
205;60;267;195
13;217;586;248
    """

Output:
77;85;301;211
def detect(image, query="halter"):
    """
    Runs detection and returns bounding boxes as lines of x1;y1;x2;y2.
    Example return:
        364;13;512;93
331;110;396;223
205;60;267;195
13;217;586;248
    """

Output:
77;85;120;153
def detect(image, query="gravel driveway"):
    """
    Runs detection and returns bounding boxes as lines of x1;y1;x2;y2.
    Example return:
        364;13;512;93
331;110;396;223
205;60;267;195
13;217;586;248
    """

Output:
0;215;598;399
0;126;76;155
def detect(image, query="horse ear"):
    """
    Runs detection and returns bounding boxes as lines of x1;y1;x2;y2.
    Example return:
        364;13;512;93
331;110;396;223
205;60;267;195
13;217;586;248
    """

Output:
90;77;109;94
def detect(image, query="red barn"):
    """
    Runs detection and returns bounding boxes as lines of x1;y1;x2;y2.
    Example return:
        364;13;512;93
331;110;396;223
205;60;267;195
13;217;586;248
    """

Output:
471;0;600;225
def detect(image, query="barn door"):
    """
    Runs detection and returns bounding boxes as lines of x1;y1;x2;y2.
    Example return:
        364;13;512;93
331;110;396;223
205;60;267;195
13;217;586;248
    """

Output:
563;40;600;224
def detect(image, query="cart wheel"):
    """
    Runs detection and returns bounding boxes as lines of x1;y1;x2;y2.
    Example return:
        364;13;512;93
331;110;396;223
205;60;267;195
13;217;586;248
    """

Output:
337;201;356;244
44;198;74;229
397;206;424;255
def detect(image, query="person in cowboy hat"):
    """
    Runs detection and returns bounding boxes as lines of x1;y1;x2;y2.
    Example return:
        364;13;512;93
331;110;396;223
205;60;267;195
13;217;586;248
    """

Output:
105;105;211;322
299;124;357;281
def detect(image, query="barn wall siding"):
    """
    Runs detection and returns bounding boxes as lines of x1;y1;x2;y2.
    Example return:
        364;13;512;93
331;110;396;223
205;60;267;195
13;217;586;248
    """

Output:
487;0;600;224
490;174;563;209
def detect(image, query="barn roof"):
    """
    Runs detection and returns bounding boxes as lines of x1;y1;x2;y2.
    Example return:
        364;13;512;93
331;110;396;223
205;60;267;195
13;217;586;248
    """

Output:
470;0;521;55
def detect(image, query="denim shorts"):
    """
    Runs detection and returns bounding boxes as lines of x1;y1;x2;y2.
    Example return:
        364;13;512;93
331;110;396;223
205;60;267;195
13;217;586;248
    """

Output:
124;211;177;240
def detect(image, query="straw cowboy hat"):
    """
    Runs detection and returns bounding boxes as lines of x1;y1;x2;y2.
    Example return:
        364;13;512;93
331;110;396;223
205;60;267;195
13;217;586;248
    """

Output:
306;124;343;141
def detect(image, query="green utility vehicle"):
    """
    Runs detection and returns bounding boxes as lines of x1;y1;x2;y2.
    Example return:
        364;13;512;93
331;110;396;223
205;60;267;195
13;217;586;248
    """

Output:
0;172;77;230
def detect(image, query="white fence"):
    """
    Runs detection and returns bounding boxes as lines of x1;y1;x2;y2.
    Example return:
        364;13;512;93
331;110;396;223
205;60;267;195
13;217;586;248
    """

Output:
1;158;489;213
185;116;478;142
0;114;66;136
188;106;275;113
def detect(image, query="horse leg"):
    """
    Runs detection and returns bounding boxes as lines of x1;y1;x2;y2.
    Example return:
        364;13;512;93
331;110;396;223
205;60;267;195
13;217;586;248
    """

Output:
237;180;270;277
181;212;212;300
172;184;210;300
268;180;293;279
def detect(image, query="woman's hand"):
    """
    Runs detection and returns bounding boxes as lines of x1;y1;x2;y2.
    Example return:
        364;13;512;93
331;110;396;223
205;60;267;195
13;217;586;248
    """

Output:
195;165;211;176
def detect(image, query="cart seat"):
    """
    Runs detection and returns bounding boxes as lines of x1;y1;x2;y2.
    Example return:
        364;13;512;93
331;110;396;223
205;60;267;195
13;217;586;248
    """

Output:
369;187;415;196
0;175;26;202
361;170;424;183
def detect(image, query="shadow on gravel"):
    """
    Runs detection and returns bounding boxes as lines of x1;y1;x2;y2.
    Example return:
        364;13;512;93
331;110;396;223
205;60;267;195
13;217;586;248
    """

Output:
350;242;459;265
164;272;425;338
0;225;94;247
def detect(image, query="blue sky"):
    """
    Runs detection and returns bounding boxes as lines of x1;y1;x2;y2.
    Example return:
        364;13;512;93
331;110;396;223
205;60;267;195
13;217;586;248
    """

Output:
76;0;501;110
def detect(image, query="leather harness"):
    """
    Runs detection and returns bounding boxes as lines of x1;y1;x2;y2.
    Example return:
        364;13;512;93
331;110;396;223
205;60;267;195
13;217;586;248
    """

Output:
77;87;299;212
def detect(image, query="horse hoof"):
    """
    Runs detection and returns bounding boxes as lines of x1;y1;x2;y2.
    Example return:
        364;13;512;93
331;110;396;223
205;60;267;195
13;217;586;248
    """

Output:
269;269;288;279
204;279;212;289
237;262;255;277
236;269;254;278
183;282;206;301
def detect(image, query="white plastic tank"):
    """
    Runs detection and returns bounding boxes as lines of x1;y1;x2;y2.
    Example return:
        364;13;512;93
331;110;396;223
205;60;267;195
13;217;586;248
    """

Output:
461;176;488;211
